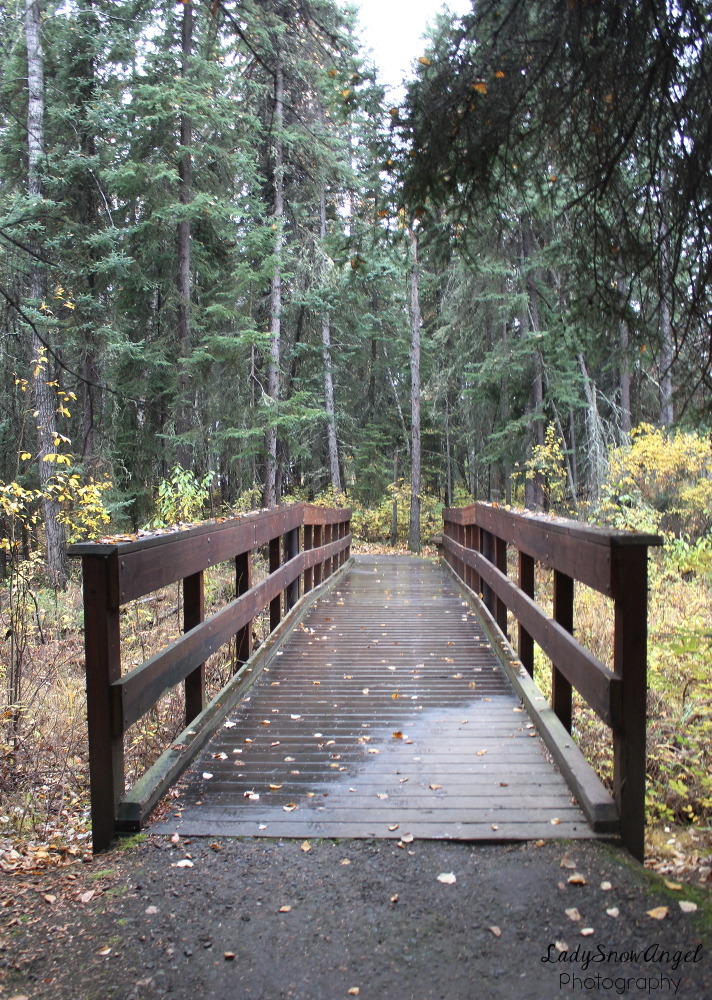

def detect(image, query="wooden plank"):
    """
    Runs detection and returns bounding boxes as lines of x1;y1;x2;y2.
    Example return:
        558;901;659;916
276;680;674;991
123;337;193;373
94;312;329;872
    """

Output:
152;556;598;844
444;536;620;726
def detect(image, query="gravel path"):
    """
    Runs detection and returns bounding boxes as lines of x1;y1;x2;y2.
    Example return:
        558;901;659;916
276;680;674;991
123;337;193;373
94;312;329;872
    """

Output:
1;835;709;1000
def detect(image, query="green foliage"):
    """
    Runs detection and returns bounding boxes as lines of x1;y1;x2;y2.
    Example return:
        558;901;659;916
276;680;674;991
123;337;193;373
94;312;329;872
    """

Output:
349;483;443;545
149;465;215;528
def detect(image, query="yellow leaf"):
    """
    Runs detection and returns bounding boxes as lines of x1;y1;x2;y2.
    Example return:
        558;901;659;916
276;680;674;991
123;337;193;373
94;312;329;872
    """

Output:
472;80;488;94
494;70;506;78
646;906;669;920
488;925;501;937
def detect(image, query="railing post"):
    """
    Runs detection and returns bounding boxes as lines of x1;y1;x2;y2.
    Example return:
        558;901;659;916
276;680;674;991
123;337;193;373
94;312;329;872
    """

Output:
480;528;495;617
82;552;123;853
494;535;508;636
612;545;649;861
183;571;205;725
313;524;323;586
552;570;574;733
324;522;332;577
235;550;252;666
518;552;535;676
303;523;313;592
285;526;300;610
269;534;281;631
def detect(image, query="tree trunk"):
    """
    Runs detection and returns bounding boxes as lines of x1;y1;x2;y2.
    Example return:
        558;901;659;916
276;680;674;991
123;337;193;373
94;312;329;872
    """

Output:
319;186;341;492
175;0;193;467
408;228;421;553
265;52;284;508
520;221;545;509
25;0;68;590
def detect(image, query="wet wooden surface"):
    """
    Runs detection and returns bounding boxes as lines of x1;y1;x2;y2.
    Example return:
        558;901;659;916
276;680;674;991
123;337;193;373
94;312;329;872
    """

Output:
152;556;594;841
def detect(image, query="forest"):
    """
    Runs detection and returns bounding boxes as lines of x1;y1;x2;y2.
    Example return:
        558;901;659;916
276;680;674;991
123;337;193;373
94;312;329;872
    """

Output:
0;1;711;868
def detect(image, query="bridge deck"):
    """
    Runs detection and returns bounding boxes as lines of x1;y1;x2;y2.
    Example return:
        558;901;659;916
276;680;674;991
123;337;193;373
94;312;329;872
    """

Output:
153;555;595;841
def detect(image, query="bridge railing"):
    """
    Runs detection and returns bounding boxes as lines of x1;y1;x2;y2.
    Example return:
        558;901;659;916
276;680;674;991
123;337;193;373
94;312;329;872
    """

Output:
442;502;661;860
69;503;351;851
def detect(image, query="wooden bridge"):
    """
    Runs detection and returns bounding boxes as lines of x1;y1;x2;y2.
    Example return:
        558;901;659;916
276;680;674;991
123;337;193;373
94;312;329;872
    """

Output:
69;503;660;860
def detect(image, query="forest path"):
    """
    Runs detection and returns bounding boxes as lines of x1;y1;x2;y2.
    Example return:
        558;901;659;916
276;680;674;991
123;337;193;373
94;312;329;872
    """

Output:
152;555;592;842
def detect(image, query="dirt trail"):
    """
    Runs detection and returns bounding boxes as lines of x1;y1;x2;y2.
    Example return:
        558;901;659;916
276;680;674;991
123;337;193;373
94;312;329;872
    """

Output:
1;835;709;1000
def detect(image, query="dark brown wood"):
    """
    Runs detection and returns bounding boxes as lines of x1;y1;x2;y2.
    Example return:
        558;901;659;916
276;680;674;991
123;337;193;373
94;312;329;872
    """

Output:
313;525;323;585
443;536;620;726
82;554;123;853
153;556;594;843
494;535;508;636
113;536;351;734
183;571;205;726
442;503;660;861
235;551;252;666
269;534;281;632
552;570;574;734
612;545;648;861
285;527;300;609
518;552;535;676
303;524;313;592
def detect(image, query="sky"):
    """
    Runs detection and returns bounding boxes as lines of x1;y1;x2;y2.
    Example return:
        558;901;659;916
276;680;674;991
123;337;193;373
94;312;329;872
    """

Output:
353;0;473;93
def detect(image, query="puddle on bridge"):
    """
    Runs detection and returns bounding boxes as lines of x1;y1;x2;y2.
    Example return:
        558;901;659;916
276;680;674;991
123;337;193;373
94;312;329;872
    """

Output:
151;556;594;842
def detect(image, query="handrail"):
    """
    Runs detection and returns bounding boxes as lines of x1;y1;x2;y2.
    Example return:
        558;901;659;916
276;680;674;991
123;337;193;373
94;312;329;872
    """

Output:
69;502;351;852
442;502;661;860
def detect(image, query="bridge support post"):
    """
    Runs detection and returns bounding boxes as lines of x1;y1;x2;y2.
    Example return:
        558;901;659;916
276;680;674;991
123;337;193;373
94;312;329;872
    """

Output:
82;552;123;853
184;571;205;725
303;524;313;592
552;570;574;733
269;535;281;631
518;552;535;676
235;550;252;666
313;525;323;586
285;527;300;609
612;546;649;862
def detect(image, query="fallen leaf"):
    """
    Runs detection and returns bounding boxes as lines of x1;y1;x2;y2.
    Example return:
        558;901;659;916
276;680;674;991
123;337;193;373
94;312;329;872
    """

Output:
565;908;581;922
606;907;620;917
555;940;568;952
559;853;577;869
348;990;360;997
580;927;595;937
392;731;404;739
376;793;389;800
429;783;442;791
269;784;282;791
568;873;588;885
401;833;414;844
550;817;561;825
202;772;213;780
279;905;292;913
491;824;499;831
362;688;369;695
44;894;56;904
224;952;236;960
290;714;302;720
664;879;682;890
679;901;698;914
283;804;297;812
390;893;399;903
78;890;96;904
340;858;351;865
388;824;399;832
647;906;669;920
96;946;111;956
301;841;312;853
488;925;501;937
368;748;379;754
600;880;612;891
145;905;159;915
476;749;488;756
437;872;456;884
172;859;194;868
